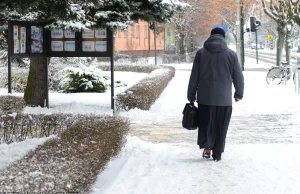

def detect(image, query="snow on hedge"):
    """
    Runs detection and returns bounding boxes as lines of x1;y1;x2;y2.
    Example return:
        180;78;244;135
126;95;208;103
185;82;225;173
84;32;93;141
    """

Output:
116;66;175;111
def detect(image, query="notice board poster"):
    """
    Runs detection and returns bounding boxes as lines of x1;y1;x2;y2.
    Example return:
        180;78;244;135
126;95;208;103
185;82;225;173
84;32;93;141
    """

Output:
31;26;43;53
95;41;107;52
64;41;75;51
13;25;27;54
20;27;26;53
51;29;75;52
51;41;63;51
82;28;107;52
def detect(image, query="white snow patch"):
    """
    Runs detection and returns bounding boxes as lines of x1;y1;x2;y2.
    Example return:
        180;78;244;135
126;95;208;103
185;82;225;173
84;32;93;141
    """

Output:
0;136;56;170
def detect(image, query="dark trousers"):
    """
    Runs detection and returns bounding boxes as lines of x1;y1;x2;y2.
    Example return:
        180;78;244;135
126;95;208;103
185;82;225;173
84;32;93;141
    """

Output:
197;104;232;159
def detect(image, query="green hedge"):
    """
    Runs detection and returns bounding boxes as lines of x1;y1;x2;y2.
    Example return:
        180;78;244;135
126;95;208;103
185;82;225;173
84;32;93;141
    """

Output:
0;115;130;192
0;95;25;115
97;63;158;73
115;66;175;110
0;113;75;144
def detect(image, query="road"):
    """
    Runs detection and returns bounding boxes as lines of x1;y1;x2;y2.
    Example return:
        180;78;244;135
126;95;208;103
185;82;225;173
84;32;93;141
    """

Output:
245;49;299;66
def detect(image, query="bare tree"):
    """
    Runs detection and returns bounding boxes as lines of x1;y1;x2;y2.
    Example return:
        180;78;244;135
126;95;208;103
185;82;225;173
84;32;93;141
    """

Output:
261;0;296;66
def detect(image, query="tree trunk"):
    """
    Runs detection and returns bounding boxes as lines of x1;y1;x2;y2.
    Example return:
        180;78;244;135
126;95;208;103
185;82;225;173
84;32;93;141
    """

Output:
232;32;237;45
285;23;293;64
24;56;48;107
276;24;285;66
285;22;294;80
179;33;185;55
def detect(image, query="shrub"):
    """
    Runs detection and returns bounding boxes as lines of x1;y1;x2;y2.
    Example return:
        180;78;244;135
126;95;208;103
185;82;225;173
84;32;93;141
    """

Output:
0;115;130;193
54;65;109;93
97;63;157;73
0;95;25;115
115;66;175;110
49;58;89;91
0;67;29;92
0;113;75;144
63;72;107;93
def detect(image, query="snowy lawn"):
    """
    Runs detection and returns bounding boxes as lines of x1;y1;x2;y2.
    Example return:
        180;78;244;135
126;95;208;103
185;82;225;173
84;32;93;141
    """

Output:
0;71;147;115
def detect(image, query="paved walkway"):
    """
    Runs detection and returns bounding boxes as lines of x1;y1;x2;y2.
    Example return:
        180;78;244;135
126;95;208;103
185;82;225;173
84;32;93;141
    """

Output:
129;113;300;144
128;66;300;145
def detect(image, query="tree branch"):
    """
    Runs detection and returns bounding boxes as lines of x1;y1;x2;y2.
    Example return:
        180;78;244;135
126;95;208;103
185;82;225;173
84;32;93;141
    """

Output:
261;0;280;22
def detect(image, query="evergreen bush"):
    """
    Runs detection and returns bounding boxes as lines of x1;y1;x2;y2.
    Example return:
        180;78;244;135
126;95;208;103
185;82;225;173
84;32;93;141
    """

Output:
64;72;107;93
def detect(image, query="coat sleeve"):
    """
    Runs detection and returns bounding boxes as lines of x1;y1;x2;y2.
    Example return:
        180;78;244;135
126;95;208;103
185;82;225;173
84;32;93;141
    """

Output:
187;51;201;101
232;53;244;99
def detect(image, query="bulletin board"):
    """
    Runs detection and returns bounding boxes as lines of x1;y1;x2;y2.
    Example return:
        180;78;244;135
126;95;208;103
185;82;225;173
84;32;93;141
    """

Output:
47;28;113;57
8;21;46;58
7;21;115;110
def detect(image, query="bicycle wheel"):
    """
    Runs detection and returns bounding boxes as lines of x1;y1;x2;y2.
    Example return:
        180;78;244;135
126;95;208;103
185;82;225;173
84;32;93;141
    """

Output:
266;67;283;85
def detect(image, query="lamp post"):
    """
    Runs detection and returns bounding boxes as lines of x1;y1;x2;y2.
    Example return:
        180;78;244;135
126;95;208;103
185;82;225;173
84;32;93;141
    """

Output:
236;0;242;67
150;21;157;65
240;1;245;70
154;21;157;65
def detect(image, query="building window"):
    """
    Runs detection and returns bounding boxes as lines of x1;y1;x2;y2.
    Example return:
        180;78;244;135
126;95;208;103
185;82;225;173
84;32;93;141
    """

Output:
144;26;147;38
118;30;122;38
124;30;127;38
136;25;139;38
129;26;134;37
160;33;162;43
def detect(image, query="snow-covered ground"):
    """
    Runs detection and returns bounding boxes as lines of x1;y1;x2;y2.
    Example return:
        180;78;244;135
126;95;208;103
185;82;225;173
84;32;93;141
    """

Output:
91;57;300;194
0;71;147;115
0;136;55;170
91;137;300;194
1;57;300;193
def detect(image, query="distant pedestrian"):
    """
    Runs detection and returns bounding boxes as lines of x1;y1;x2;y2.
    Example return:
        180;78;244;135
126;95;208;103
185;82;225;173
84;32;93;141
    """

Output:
187;27;244;161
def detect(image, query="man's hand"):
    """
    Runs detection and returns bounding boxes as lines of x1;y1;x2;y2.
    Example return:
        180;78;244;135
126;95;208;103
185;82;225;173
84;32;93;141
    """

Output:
235;98;241;102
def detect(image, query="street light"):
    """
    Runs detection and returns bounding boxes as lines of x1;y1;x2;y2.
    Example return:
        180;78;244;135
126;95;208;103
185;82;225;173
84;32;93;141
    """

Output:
149;21;157;65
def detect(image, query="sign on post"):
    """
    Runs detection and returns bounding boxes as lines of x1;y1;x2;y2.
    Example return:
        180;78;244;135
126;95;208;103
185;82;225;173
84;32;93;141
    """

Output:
267;34;273;41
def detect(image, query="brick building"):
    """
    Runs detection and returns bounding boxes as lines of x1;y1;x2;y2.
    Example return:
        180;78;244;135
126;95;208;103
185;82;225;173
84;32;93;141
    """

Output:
115;21;165;56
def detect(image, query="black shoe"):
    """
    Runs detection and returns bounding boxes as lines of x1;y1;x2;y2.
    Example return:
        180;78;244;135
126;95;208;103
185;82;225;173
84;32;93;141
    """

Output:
212;151;221;161
202;150;211;159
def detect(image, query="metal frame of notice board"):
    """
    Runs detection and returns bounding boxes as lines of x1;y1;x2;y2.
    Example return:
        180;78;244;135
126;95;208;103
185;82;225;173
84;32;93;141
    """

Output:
7;21;115;111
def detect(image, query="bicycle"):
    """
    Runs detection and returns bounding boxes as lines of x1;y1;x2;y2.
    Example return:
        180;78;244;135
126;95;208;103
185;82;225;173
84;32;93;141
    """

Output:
266;61;295;85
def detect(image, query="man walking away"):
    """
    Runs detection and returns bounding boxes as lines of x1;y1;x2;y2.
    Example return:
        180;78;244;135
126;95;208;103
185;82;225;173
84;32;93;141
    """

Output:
187;28;244;161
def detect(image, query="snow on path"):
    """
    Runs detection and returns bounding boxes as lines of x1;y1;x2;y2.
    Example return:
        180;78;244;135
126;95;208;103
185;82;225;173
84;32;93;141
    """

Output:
92;137;300;194
93;57;300;194
122;60;300;127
